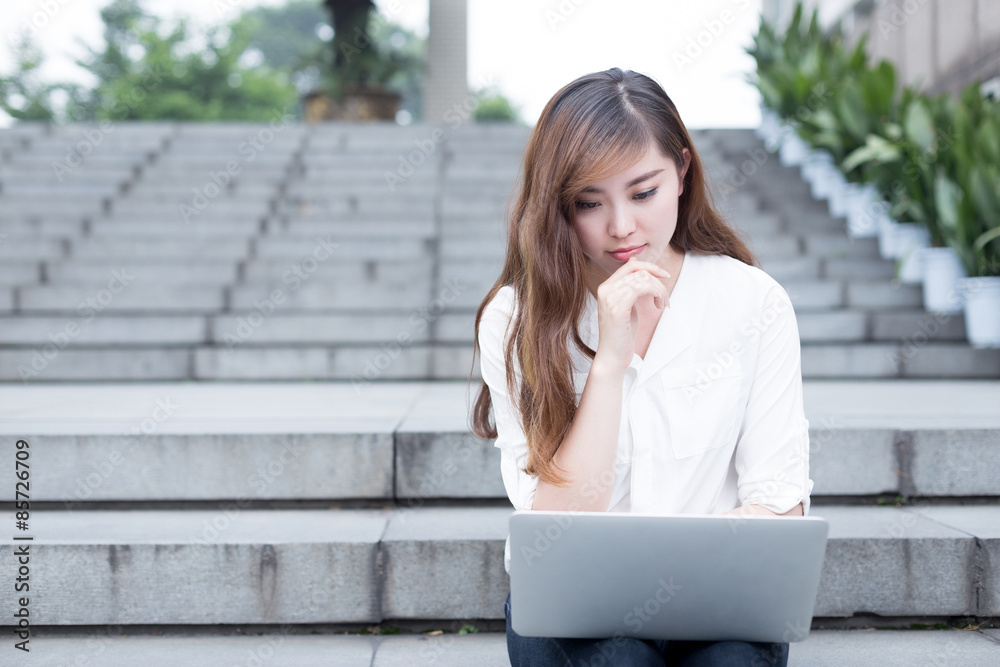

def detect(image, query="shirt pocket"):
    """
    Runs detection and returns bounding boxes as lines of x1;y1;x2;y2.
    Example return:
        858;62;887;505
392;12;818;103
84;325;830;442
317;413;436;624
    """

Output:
660;359;743;460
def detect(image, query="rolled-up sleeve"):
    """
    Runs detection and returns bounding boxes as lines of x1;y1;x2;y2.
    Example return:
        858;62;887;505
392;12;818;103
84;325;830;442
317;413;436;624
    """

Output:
735;283;814;516
478;288;539;511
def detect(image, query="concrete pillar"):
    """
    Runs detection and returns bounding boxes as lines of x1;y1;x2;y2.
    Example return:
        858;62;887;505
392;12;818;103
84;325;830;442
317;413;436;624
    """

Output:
424;0;469;123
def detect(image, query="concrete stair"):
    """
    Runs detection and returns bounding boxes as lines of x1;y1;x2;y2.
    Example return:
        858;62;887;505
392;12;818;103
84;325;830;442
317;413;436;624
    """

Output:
2;124;998;381
2;381;999;622
8;629;1000;666
1;121;998;664
1;380;998;664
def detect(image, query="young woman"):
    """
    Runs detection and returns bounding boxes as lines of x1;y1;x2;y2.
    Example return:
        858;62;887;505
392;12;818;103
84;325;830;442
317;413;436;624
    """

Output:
470;68;813;666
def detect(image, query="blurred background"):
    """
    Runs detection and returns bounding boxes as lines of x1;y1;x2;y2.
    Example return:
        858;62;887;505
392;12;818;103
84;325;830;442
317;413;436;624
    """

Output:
1;0;766;128
0;1;999;664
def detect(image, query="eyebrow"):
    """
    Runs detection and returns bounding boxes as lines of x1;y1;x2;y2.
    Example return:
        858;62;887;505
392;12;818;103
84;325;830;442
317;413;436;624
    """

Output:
579;168;664;194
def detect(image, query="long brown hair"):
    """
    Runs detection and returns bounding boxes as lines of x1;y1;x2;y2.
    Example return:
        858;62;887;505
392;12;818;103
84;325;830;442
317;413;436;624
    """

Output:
468;68;758;486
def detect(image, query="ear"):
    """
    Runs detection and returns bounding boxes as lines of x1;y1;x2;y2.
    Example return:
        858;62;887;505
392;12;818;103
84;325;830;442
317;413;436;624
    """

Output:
678;147;692;196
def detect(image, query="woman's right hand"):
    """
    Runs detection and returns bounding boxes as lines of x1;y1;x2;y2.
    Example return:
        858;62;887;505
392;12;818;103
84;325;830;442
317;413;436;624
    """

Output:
593;256;671;373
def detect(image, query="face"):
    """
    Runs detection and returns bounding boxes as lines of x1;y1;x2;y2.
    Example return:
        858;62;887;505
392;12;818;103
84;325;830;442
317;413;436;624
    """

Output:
570;141;692;295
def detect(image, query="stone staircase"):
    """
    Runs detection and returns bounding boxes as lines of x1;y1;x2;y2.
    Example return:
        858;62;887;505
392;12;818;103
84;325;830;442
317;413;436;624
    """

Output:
1;381;998;664
2;123;998;381
0;123;998;664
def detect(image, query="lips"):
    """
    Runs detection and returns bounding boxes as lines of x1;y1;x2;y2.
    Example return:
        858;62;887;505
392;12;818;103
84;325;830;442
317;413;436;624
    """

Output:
608;244;645;261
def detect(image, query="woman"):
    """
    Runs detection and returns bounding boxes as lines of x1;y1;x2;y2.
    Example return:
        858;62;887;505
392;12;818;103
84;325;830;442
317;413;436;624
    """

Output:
470;68;813;666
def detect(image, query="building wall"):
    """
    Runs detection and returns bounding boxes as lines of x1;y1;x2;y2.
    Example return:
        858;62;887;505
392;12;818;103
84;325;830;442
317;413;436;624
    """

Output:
764;0;1000;96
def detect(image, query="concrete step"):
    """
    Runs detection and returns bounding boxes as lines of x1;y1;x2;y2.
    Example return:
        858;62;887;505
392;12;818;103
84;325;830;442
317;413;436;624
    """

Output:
10;630;1000;667
17;285;226;312
111;201;270;219
0;316;206;345
0;219;84;235
242;257;433;282
0;504;996;624
276;220;437;238
785;281;924;311
0;308;970;348
254;238;428;260
229;280;433;309
46;260;239;283
88;220;262;237
0;239;66;260
0;262;42;285
278;207;435;223
0;381;997;502
120;190;275;204
801;343;1000;378
0;344;998;380
106;208;269;224
69;238;251;260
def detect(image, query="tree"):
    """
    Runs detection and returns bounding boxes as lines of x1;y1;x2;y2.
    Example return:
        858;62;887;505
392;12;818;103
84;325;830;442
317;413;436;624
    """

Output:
474;86;522;124
63;0;299;121
0;36;60;121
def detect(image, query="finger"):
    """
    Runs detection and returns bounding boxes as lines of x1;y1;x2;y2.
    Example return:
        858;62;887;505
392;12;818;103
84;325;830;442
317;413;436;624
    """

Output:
621;256;670;279
607;272;669;311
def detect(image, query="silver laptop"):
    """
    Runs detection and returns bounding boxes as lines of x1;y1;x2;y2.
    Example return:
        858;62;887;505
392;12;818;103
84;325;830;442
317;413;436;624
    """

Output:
509;510;829;642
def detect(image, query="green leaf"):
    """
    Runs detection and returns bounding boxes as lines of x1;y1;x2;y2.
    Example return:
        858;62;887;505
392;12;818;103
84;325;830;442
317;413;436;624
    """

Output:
976;117;1000;166
969;167;1000;224
842;134;903;171
973;225;1000;253
934;172;963;232
904;100;935;153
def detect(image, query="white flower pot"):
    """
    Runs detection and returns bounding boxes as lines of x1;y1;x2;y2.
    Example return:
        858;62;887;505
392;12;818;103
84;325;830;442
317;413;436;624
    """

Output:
957;277;1000;348
779;132;809;167
801;150;832;189
810;162;838;200
765;123;790;153
877;217;899;259
828;178;851;219
846;184;883;238
917;246;967;314
891;224;931;283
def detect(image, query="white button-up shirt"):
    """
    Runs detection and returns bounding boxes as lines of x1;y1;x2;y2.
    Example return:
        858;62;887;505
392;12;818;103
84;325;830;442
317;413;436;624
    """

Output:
477;251;815;574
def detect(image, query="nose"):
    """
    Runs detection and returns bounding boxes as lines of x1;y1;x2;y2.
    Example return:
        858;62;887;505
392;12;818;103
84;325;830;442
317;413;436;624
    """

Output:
608;204;636;238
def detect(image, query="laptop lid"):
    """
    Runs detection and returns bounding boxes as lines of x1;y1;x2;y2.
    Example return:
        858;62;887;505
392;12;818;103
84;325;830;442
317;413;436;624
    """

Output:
509;510;829;642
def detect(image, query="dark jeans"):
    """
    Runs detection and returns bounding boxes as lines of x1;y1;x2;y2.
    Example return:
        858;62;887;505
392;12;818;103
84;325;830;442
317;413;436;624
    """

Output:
505;592;788;667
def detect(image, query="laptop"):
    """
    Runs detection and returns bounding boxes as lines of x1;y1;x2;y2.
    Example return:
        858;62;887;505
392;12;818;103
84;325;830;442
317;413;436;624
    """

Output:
508;510;829;642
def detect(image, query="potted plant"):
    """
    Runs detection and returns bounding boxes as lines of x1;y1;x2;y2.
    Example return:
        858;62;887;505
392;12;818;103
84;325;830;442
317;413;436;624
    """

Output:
954;101;1000;345
304;0;419;122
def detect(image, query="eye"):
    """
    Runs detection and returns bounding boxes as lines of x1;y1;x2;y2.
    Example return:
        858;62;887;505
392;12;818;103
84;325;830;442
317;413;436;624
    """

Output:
575;200;599;210
634;187;658;201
